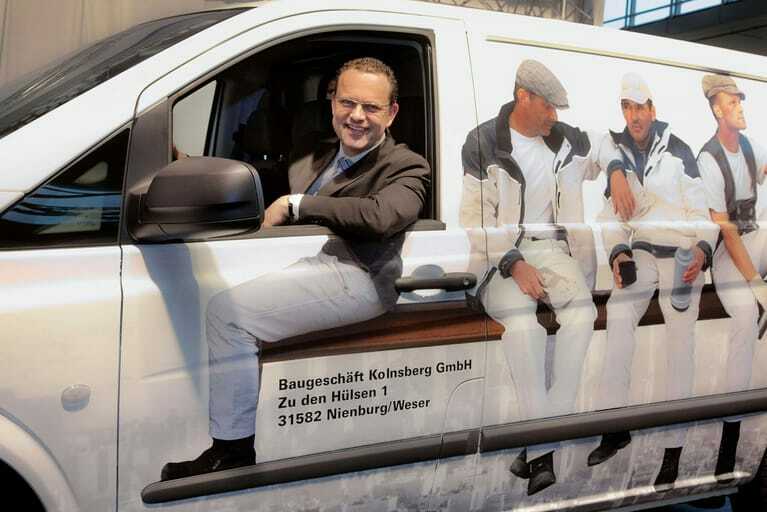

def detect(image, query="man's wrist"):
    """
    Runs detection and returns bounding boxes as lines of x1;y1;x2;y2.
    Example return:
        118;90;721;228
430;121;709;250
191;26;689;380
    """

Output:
696;240;713;271
498;248;524;279
607;160;626;179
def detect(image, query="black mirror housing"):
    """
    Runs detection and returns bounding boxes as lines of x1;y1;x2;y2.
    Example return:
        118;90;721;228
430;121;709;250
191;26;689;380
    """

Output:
132;157;264;242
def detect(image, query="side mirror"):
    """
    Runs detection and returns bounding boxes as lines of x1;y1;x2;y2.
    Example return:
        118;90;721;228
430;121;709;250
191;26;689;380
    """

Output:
132;157;264;242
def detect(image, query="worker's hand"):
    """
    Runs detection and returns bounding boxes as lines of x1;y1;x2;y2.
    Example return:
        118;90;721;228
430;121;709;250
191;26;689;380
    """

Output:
683;245;706;284
172;144;188;160
612;252;633;289
610;171;636;221
749;276;767;310
263;196;290;227
510;260;545;300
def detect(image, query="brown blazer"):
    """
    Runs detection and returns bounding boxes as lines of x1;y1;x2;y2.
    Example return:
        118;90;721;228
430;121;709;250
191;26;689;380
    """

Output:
288;135;430;307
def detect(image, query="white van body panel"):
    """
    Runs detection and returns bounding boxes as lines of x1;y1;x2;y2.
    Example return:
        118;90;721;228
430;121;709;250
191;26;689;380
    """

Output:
0;246;121;511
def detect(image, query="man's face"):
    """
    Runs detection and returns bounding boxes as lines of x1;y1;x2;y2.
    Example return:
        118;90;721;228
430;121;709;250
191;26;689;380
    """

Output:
714;92;746;131
621;99;655;146
521;91;558;137
331;69;399;156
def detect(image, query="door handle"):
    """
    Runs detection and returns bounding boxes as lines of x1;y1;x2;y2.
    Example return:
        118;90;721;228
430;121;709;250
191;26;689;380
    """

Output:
395;272;476;293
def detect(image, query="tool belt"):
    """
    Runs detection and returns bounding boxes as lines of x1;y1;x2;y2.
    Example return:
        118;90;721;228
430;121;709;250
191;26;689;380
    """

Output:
631;241;677;259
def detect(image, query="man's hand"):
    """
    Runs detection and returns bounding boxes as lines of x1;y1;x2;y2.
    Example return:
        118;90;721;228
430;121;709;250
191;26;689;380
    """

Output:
612;252;633;289
172;144;188;160
749;276;767;310
610;171;635;221
263;196;290;228
683;245;706;284
510;260;545;299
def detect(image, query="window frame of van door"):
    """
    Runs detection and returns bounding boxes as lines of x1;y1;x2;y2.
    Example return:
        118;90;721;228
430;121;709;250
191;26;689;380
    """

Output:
120;27;472;367
120;27;442;246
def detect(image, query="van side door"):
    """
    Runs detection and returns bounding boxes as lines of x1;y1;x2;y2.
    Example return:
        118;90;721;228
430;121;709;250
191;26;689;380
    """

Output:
117;8;489;511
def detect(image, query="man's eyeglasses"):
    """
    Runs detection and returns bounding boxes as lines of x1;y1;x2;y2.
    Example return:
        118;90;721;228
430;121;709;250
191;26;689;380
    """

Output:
334;96;391;115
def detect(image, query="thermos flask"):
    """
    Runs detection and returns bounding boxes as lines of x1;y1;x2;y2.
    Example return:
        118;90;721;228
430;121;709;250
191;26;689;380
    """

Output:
671;238;694;312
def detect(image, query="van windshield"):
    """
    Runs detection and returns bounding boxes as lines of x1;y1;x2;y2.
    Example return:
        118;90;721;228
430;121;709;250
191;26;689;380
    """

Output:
0;8;247;140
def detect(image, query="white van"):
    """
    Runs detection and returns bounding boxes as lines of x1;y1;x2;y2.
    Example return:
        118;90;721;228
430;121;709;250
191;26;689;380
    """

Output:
2;1;767;510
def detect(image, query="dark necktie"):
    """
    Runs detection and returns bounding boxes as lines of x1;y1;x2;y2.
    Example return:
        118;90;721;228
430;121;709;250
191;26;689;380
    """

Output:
306;156;354;195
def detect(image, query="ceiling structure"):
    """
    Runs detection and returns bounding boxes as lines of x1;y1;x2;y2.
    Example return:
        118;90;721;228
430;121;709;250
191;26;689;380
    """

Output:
625;0;767;57
422;0;604;25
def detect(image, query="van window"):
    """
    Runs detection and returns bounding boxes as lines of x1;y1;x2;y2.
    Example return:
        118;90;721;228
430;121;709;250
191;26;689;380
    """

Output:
173;81;218;157
0;129;129;250
170;31;434;217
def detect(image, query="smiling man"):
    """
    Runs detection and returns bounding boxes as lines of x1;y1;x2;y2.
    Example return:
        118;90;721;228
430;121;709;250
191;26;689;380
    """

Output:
160;57;430;481
589;73;716;493
697;73;767;484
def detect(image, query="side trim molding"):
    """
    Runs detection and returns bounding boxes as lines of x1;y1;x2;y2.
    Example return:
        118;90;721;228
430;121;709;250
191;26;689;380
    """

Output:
481;389;767;452
141;389;767;504
141;429;478;504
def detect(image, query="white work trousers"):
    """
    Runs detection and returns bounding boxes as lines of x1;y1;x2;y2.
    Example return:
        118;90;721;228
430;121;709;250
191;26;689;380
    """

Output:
206;252;385;440
598;249;703;447
483;239;597;459
712;229;767;393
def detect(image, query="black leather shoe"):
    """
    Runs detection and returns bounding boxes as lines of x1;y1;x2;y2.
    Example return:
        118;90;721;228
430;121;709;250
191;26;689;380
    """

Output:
654;446;682;492
527;451;556;496
587;431;632;467
715;420;740;484
161;436;256;481
509;448;530;479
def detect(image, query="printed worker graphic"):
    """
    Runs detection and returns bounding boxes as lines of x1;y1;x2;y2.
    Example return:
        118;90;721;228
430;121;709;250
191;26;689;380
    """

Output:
160;57;430;481
697;73;767;484
590;72;717;492
459;59;631;496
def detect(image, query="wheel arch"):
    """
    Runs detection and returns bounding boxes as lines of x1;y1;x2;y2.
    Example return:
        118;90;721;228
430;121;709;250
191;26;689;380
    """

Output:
0;412;79;512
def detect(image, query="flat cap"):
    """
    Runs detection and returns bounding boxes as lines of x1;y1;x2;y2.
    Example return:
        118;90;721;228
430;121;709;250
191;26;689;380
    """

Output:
620;72;652;104
702;74;745;100
515;59;569;109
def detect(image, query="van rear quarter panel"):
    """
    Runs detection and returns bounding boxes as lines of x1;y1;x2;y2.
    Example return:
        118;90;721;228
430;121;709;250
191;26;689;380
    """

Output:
458;10;767;512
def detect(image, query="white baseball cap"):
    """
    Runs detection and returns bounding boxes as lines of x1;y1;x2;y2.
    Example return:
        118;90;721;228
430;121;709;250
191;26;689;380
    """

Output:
620;72;652;104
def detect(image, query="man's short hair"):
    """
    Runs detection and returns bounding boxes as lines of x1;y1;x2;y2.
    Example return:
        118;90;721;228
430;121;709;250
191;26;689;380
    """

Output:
335;57;399;104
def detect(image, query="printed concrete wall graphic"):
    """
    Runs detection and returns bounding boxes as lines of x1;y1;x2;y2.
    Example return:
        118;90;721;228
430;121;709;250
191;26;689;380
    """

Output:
460;44;767;508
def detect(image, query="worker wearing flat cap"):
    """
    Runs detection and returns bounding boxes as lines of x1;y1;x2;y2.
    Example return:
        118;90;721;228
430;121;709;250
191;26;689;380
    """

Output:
459;59;632;496
588;73;717;493
697;73;767;484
